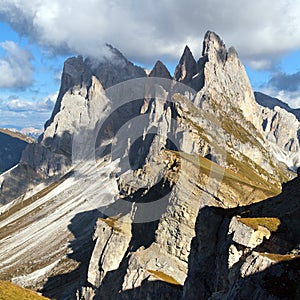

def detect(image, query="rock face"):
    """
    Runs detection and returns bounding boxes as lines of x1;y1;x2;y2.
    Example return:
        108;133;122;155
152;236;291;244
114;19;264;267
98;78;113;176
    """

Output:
255;91;300;121
46;46;146;129
0;31;299;300
255;91;300;170
174;46;197;84
149;60;172;79
183;176;300;299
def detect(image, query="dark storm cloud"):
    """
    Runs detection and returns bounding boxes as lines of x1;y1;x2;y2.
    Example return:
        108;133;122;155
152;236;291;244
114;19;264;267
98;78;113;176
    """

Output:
268;72;300;92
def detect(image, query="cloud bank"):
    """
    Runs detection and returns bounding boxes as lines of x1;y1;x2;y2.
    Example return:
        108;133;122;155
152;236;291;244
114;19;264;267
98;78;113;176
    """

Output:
268;72;300;92
5;93;57;112
260;71;300;108
0;93;57;128
0;41;33;88
0;0;300;69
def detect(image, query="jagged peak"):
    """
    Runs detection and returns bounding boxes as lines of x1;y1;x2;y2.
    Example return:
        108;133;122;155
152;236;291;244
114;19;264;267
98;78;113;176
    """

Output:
149;60;172;79
181;45;196;64
202;31;226;56
104;43;129;64
174;45;197;82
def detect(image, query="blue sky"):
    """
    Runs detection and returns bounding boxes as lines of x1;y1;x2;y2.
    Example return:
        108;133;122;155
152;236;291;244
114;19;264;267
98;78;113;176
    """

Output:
0;0;300;129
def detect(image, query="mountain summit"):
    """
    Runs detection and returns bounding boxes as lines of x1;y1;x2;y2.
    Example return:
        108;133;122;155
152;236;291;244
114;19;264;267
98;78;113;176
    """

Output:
0;31;299;299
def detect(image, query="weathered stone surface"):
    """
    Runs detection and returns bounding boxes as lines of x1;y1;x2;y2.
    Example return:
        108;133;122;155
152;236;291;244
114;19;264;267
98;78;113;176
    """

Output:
0;31;299;300
174;46;197;84
149;60;172;79
183;176;300;300
87;216;132;288
229;217;271;248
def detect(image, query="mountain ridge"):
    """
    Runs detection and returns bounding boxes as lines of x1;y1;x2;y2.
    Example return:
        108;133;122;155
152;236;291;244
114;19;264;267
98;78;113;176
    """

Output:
0;31;299;299
0;128;35;174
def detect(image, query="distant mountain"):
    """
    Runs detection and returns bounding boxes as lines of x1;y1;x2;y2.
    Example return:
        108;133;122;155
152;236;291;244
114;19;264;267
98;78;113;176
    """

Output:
3;127;44;141
254;91;300;170
20;127;44;140
255;91;300;121
0;128;34;174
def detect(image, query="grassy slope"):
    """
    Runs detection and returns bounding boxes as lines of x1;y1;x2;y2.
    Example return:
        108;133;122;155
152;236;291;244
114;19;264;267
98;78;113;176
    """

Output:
174;151;281;201
0;281;49;300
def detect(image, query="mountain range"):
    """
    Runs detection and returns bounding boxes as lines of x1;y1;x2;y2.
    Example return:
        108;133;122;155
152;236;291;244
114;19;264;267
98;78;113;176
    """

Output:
0;31;299;299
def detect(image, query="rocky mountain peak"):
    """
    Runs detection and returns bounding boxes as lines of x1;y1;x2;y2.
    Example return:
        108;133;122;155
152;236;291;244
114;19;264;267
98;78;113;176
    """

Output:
149;60;172;79
182;45;194;59
105;43;128;62
44;44;146;134
202;30;226;57
45;55;89;129
0;31;299;300
86;44;146;89
174;45;197;83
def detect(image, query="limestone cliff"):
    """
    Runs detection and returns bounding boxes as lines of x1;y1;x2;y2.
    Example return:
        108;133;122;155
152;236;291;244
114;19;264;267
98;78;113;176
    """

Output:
0;31;299;300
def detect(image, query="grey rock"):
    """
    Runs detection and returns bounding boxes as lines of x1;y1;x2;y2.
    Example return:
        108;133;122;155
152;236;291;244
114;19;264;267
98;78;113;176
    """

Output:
229;217;271;248
174;46;197;84
87;216;132;288
255;91;300;121
0;30;299;300
149;60;172;79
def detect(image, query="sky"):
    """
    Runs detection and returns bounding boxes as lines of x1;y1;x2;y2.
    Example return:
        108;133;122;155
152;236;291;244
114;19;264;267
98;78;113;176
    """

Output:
0;0;300;129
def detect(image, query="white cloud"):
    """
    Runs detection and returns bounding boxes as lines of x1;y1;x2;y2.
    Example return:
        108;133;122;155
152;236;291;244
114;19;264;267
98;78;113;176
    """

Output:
261;87;300;109
6;98;35;111
6;92;57;112
1;92;57;128
259;71;300;108
0;41;33;88
36;92;57;111
0;0;300;68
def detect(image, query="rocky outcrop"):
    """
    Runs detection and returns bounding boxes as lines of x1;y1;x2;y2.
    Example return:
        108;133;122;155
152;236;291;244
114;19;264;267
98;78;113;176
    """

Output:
87;216;132;288
0;30;299;300
183;176;300;300
149;60;172;79
174;46;197;83
255;91;300;121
